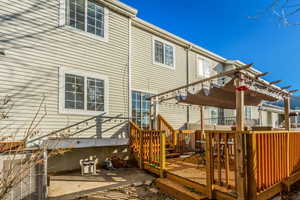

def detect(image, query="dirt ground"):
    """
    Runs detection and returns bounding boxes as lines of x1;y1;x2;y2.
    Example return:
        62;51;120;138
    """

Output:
48;163;300;200
78;184;175;200
48;168;174;200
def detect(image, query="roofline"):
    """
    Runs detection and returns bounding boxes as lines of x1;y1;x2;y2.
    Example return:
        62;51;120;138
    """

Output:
100;0;138;17
131;17;227;63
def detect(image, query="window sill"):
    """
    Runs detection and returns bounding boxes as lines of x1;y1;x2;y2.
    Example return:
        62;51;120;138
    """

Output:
60;25;109;43
153;61;176;70
59;108;107;116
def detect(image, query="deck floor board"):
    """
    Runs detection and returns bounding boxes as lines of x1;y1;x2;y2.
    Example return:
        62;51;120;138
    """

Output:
166;156;236;195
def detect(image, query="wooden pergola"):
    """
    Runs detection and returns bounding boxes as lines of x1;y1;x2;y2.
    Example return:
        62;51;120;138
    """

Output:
148;64;296;132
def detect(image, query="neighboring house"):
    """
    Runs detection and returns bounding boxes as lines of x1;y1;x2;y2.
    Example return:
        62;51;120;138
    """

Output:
203;104;286;129
0;0;279;172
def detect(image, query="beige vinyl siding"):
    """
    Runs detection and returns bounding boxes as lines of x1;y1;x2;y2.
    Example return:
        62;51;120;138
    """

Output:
251;107;260;120
131;25;188;128
188;51;223;84
0;0;130;139
188;51;224;124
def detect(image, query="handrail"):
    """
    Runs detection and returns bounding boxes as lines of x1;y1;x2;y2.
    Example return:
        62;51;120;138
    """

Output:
157;114;175;132
28;113;130;144
157;114;177;146
129;121;141;132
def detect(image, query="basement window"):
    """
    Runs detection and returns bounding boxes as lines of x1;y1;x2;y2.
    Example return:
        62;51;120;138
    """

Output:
59;67;109;115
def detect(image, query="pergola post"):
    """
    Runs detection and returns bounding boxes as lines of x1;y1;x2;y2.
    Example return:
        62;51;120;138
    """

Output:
149;98;154;130
284;97;291;130
235;74;247;200
200;106;205;133
154;96;159;129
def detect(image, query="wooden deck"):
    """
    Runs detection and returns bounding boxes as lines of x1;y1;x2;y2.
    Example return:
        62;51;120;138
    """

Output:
166;155;236;193
166;157;207;185
130;119;300;199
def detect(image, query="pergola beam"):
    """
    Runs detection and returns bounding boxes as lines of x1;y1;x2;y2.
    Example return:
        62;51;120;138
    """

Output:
270;80;282;85
149;63;253;100
281;86;292;90
289;89;299;93
240;71;290;96
255;72;269;79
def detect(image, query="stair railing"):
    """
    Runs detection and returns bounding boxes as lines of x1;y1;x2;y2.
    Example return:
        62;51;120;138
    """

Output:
28;113;130;145
129;121;166;177
157;114;177;147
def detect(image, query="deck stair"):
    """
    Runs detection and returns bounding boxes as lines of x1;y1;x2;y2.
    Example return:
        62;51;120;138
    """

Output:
166;144;180;158
156;178;208;200
157;115;181;158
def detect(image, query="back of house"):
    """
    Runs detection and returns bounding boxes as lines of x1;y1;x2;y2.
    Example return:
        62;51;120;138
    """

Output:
0;0;282;173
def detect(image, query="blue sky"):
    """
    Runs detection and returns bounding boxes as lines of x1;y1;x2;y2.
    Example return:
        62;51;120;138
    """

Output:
122;0;300;94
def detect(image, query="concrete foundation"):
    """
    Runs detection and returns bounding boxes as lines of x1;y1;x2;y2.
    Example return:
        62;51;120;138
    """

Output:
48;145;130;173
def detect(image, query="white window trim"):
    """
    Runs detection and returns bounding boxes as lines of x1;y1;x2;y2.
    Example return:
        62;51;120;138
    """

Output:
152;37;176;70
59;66;109;116
59;0;109;42
196;55;211;78
131;88;157;96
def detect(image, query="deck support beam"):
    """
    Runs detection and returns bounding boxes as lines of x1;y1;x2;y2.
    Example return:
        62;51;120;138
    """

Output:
235;74;247;200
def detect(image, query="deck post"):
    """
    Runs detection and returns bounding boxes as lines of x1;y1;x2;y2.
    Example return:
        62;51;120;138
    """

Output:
284;97;291;131
205;131;213;199
139;129;144;169
246;133;257;200
149;98;153;130
154;96;159;130
160;131;166;178
235;74;247;200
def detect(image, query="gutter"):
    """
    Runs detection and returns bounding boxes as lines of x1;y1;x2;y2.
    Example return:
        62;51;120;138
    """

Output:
98;0;138;17
128;17;133;119
186;45;192;127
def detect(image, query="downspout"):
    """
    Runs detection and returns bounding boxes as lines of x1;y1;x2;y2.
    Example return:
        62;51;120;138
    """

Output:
128;17;132;120
186;44;192;129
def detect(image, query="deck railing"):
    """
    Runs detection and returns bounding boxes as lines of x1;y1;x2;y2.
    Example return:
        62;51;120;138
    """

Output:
204;130;237;198
247;130;300;199
130;121;166;177
130;116;300;199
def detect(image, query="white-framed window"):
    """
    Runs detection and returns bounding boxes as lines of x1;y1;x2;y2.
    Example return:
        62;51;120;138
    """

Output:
197;57;211;78
153;37;176;69
245;106;252;120
61;0;109;41
59;67;109;115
